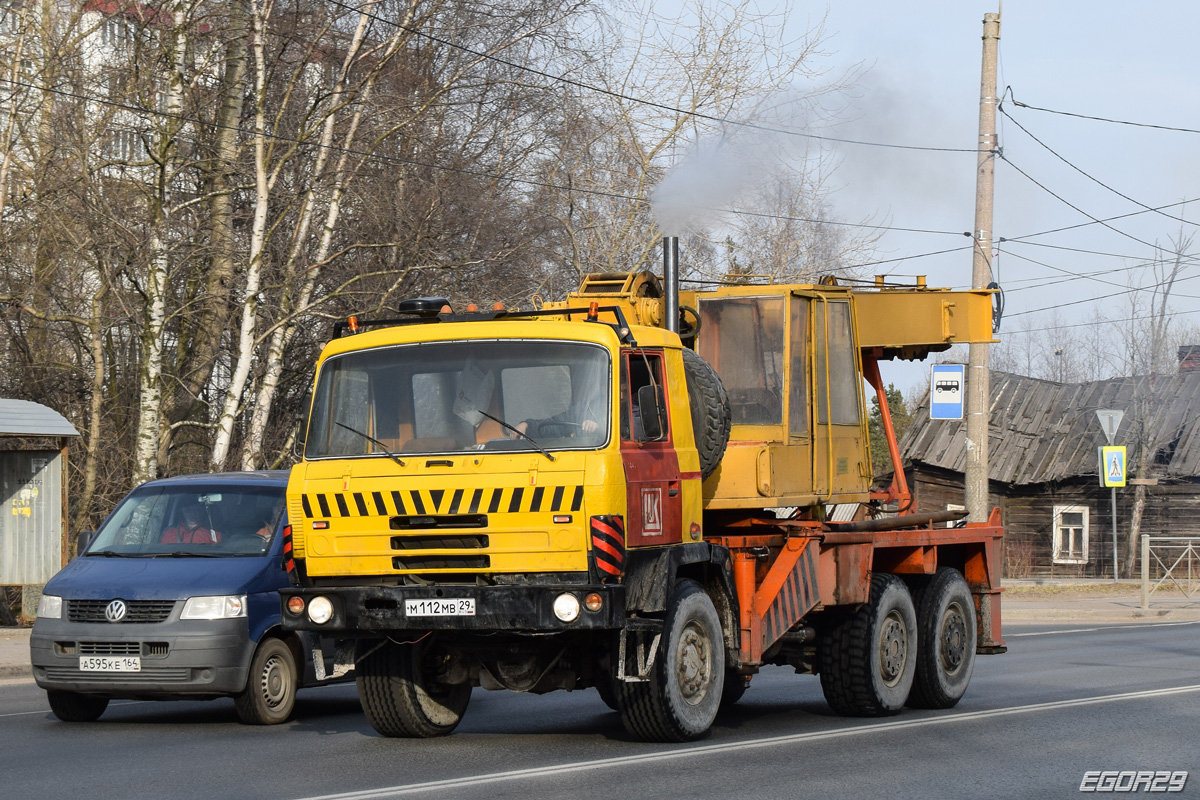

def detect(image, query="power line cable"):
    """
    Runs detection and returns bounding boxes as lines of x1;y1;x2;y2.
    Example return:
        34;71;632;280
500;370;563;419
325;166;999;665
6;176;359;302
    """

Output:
1007;90;1200;136
999;153;1162;251
320;0;982;154
1004;305;1200;335
1004;198;1200;242
999;103;1199;228
0;76;972;238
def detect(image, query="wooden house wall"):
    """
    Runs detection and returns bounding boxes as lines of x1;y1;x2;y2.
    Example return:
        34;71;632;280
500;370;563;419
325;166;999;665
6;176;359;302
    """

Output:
907;462;1200;579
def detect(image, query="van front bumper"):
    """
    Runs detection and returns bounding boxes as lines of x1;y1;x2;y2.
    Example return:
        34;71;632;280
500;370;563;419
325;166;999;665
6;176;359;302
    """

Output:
30;616;255;699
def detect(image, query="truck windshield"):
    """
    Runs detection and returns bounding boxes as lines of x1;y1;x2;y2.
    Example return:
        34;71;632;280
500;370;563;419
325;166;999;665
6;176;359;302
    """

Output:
85;484;285;557
305;340;611;458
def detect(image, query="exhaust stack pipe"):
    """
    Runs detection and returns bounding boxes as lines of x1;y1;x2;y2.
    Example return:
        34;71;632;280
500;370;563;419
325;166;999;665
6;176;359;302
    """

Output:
662;236;679;334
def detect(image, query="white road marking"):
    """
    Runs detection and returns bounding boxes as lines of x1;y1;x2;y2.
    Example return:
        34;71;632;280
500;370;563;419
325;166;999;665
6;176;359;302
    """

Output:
0;699;150;719
290;684;1200;800
1007;619;1200;637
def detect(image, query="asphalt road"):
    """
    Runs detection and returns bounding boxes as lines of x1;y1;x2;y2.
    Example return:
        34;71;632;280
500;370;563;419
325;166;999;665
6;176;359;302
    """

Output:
3;619;1199;800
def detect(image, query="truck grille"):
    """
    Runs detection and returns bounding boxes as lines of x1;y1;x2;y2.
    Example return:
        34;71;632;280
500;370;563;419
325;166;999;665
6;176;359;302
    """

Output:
68;600;176;623
392;555;490;570
391;534;489;550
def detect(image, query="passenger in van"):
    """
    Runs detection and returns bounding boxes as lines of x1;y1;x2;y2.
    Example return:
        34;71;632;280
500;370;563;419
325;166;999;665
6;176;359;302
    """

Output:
160;502;222;545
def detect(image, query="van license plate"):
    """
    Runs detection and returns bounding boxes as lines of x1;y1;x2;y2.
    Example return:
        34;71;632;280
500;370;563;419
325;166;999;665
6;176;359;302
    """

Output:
405;599;475;617
79;656;141;672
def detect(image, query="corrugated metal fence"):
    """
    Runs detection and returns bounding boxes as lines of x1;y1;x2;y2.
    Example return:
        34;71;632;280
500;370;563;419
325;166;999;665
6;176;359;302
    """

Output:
0;450;63;584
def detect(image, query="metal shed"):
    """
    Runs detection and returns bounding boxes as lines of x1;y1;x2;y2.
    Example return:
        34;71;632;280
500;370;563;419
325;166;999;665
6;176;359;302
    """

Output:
0;400;80;586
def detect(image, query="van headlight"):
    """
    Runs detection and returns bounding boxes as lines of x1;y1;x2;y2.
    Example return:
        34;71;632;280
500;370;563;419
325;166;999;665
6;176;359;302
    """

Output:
181;595;247;619
37;594;62;619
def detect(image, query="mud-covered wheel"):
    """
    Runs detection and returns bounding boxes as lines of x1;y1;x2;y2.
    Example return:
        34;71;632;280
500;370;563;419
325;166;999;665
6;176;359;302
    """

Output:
47;690;109;722
356;638;470;737
907;568;976;709
681;348;731;480
616;579;724;741
819;573;917;716
235;638;297;725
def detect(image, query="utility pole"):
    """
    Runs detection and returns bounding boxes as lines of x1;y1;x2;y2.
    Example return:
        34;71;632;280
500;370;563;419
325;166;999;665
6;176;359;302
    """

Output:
966;11;1000;523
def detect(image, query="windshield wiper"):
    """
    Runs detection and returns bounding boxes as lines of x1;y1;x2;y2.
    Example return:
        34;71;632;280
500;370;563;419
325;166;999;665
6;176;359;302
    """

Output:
476;410;556;462
159;551;222;558
335;422;406;467
86;549;133;557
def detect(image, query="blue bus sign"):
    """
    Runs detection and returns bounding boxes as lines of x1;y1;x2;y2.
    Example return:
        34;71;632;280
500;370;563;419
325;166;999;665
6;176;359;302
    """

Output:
930;364;965;420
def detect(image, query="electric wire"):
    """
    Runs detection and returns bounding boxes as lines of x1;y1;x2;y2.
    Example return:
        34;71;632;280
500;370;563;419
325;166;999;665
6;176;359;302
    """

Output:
1007;91;1200;136
320;0;982;154
999;103;1199;228
0;76;972;239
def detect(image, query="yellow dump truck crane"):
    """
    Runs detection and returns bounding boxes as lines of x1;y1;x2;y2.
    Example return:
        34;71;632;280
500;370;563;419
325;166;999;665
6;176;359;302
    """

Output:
280;244;1005;741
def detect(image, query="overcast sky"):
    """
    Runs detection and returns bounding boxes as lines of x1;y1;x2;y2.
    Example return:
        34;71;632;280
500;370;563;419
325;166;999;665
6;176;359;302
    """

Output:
781;2;1200;393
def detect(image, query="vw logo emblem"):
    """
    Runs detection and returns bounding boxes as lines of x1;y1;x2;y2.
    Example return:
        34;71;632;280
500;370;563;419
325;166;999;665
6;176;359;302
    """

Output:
105;599;127;623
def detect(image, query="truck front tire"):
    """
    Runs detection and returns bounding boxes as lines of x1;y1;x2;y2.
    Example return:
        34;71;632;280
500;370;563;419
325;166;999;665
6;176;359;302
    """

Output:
357;638;470;737
906;568;976;709
616;579;724;741
819;573;917;716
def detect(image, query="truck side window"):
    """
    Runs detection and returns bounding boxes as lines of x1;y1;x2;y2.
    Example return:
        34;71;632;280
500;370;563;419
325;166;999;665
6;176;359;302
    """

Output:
620;352;666;442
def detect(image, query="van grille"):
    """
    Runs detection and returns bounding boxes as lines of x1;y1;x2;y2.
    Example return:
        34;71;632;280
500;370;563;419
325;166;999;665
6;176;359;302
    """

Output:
68;600;176;623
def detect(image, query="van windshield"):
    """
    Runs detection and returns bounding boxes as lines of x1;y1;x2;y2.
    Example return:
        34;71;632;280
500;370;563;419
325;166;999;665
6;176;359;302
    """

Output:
85;484;285;557
305;340;611;459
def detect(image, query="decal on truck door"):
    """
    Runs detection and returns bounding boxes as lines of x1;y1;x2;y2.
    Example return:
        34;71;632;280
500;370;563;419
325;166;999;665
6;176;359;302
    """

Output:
640;488;663;535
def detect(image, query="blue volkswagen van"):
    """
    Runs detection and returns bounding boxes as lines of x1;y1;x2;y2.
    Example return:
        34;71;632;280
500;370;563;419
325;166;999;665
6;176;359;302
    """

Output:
29;471;348;724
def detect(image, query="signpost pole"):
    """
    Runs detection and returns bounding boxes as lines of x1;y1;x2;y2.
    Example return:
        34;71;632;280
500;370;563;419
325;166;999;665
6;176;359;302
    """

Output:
1096;409;1124;583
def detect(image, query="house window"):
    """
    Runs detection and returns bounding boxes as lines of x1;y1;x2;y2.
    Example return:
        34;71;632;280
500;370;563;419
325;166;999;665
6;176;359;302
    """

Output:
102;127;148;162
1052;505;1088;564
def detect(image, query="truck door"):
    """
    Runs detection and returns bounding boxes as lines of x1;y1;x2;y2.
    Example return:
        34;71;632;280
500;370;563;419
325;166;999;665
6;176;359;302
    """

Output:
620;350;683;547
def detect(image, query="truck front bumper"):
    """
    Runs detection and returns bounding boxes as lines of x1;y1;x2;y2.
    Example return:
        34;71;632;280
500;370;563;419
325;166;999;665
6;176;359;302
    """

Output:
281;584;626;634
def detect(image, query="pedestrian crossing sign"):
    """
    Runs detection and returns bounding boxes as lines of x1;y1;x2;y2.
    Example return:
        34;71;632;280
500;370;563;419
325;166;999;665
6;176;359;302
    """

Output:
1099;445;1126;488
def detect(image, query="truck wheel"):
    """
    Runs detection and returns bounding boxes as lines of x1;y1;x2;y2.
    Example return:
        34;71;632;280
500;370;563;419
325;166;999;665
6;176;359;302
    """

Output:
47;690;109;722
907;568;976;709
356;638;470;737
596;673;619;711
819;573;917;716
681;348;731;480
235;638;297;725
721;668;747;708
616;579;724;741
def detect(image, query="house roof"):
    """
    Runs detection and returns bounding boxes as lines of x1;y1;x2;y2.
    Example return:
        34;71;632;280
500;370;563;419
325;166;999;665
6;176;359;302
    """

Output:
0;399;80;438
899;371;1200;485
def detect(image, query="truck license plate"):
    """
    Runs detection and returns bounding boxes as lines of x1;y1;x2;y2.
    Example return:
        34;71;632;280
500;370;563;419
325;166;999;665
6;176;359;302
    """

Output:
79;656;141;672
404;598;475;617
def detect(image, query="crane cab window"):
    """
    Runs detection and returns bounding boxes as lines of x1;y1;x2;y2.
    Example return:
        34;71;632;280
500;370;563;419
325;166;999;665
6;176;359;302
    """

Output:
697;297;785;426
814;301;860;426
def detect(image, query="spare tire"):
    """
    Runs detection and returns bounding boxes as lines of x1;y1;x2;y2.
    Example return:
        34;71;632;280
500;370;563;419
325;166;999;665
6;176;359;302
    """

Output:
681;348;731;480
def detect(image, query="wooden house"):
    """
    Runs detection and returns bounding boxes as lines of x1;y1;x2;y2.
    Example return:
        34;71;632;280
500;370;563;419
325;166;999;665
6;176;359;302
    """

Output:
897;367;1200;578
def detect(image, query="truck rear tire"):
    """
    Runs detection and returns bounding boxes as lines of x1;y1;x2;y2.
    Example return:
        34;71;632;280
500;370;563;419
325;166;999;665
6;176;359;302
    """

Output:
681;348;731;480
906;568;976;709
356;638;470;737
47;690;109;722
235;637;297;725
819;573;917;716
616;579;724;741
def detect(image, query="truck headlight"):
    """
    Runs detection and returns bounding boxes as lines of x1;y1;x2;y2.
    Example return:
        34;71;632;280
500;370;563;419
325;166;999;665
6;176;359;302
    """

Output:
553;593;581;623
308;596;334;625
181;595;247;620
37;594;62;619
